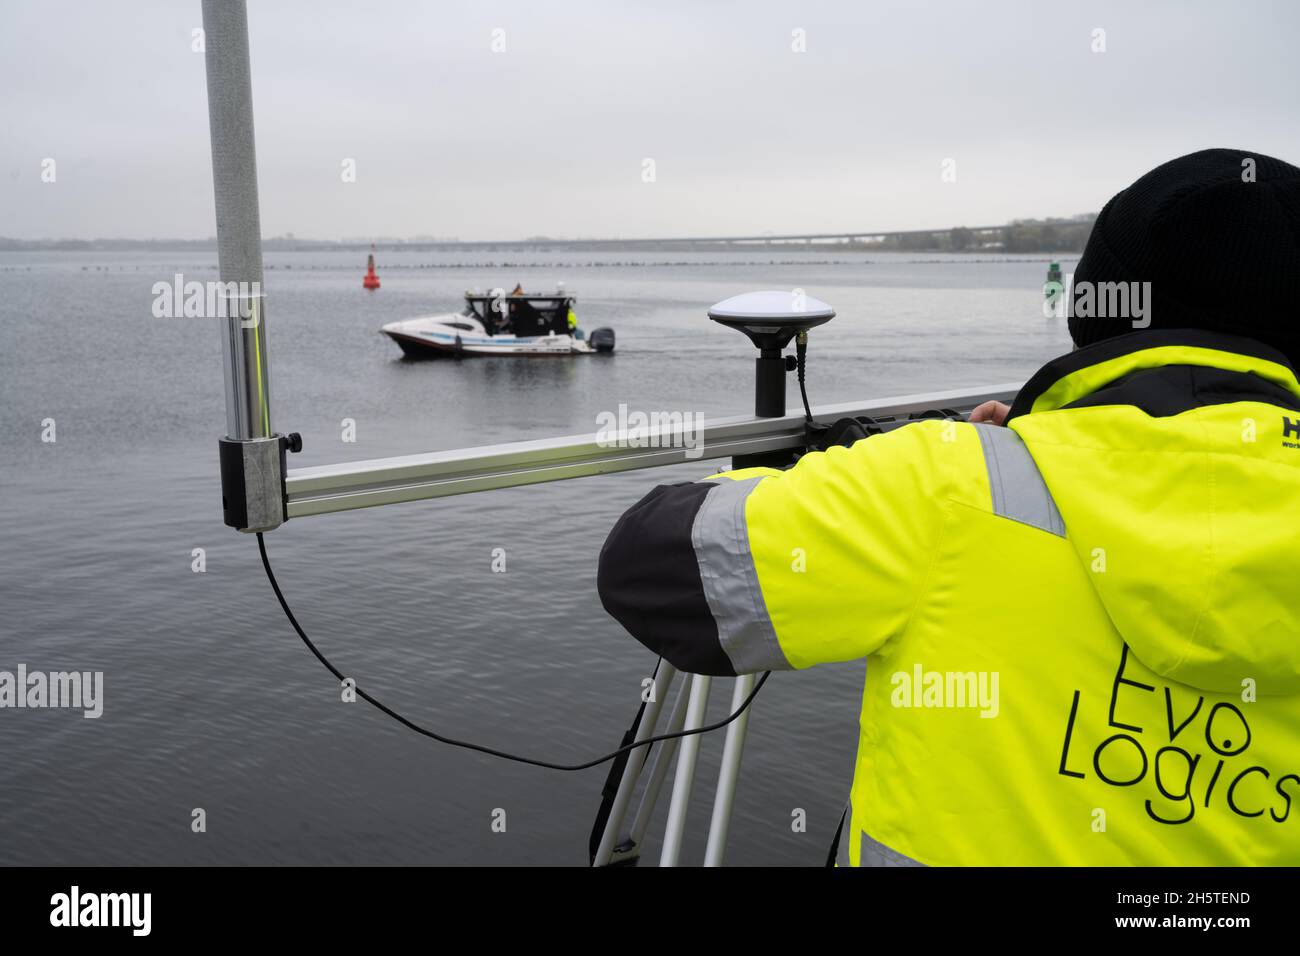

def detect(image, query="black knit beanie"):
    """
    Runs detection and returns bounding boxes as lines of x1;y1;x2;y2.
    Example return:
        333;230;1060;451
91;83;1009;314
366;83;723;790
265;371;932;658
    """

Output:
1069;148;1300;367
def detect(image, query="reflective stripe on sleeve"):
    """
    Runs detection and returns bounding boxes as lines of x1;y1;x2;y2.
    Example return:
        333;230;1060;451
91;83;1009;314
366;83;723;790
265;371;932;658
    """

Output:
691;477;793;674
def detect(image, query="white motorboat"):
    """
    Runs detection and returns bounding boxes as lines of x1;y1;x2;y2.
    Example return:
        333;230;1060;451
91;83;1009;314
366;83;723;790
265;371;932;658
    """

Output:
381;288;615;358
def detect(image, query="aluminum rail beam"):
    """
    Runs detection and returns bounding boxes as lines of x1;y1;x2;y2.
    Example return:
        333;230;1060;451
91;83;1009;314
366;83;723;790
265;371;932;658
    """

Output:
284;383;1020;519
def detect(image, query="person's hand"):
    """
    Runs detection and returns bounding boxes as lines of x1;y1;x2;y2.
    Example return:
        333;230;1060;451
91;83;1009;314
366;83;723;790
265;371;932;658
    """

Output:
969;400;1011;426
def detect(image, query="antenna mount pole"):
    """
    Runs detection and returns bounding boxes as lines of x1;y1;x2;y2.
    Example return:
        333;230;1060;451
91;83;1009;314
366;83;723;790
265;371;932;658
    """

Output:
201;0;287;532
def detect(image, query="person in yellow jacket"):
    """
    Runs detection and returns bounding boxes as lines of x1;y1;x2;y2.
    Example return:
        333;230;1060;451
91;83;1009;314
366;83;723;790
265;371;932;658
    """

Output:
597;148;1300;866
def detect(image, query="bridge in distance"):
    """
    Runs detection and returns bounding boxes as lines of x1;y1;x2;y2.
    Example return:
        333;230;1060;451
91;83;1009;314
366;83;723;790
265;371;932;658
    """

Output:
357;224;1014;253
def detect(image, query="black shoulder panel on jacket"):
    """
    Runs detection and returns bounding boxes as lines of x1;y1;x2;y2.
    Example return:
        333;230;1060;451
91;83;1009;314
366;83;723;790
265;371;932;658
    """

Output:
597;481;736;677
1061;365;1300;416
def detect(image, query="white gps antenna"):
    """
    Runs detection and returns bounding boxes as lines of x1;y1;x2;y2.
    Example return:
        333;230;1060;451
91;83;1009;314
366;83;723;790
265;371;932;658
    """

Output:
708;291;835;418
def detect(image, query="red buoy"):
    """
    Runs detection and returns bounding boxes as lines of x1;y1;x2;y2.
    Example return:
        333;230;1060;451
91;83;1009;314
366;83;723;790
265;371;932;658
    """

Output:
363;245;381;290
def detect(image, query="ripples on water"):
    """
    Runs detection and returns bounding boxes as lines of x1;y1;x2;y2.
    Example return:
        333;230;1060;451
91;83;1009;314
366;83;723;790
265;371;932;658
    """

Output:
0;249;1074;865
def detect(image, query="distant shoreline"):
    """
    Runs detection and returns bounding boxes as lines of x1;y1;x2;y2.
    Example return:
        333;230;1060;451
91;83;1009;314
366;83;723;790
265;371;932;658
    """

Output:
0;217;1096;256
0;255;1082;275
0;242;1086;256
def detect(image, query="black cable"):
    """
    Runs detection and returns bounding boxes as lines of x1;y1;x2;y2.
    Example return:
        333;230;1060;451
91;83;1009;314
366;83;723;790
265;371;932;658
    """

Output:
796;331;813;421
256;532;770;772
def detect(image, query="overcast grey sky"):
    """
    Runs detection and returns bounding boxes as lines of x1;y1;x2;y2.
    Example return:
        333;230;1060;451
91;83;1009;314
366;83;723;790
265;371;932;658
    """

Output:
3;0;1298;241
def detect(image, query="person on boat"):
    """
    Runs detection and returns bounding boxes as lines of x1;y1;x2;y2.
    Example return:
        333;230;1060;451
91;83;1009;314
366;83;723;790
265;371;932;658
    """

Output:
597;149;1300;866
567;304;579;338
511;283;525;296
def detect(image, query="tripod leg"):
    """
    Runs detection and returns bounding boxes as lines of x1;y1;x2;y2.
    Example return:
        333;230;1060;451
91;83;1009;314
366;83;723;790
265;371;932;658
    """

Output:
703;672;755;866
628;672;692;848
659;673;712;867
592;662;678;866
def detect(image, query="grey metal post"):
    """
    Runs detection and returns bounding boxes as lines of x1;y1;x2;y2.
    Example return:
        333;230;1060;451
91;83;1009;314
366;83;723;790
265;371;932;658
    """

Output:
703;673;755;866
659;673;712;866
202;0;284;532
592;662;677;866
628;673;692;849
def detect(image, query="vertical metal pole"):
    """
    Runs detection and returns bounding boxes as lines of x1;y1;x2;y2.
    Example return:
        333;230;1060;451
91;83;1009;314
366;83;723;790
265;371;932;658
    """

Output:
202;0;284;532
702;673;755;866
628;676;692;848
203;0;269;440
592;663;677;867
658;673;712;867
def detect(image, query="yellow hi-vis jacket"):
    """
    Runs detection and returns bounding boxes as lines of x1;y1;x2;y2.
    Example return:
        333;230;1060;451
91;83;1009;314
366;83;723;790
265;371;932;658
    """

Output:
597;330;1300;865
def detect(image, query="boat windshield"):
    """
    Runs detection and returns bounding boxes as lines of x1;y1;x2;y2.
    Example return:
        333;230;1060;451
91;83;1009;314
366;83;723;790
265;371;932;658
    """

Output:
462;293;574;337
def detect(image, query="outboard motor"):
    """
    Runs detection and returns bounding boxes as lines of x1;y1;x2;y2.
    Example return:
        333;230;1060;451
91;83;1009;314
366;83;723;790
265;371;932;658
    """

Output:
589;327;616;353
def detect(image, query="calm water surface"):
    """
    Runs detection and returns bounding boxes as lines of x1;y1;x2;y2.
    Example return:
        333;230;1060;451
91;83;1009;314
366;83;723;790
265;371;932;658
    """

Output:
0;249;1074;865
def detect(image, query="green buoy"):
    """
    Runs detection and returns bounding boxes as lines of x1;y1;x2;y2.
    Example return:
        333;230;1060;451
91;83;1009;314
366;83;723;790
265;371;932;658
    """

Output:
1044;261;1064;309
